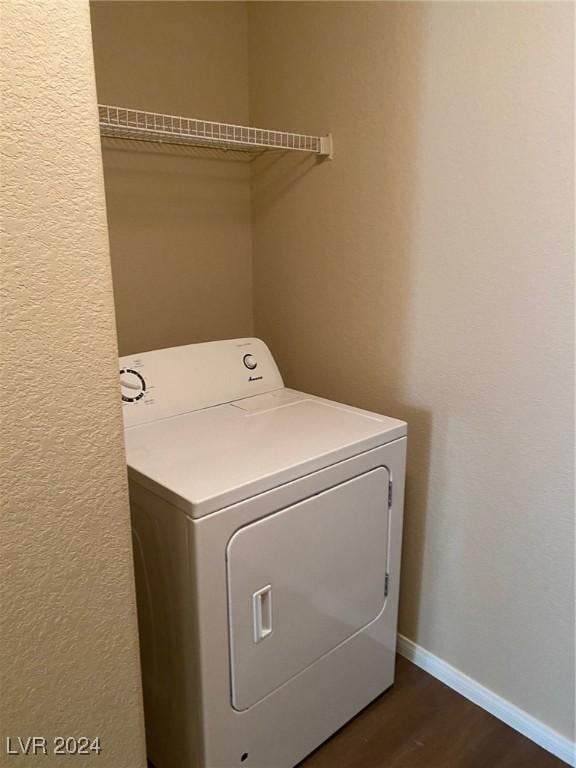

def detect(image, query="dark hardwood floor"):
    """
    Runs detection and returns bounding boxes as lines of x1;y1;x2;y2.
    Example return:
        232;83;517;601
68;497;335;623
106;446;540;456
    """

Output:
148;656;566;767
298;656;564;768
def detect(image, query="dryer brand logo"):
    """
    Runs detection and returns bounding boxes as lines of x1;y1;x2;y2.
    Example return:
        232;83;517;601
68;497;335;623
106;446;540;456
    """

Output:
248;375;263;382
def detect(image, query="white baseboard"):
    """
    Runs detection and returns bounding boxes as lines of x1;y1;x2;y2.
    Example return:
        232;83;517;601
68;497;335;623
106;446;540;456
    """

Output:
397;634;575;767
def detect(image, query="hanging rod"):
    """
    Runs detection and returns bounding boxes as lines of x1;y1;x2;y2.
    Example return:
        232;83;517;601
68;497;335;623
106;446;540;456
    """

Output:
98;105;333;159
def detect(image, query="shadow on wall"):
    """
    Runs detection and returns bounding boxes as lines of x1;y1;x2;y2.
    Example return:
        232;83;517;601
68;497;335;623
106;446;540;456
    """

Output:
251;151;326;212
99;140;254;356
249;3;431;640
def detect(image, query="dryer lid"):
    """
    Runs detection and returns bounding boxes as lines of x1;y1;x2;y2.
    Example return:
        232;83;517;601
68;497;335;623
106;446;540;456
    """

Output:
124;388;406;518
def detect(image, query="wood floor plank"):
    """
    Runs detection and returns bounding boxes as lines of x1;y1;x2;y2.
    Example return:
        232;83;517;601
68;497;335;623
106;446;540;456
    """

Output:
298;656;564;768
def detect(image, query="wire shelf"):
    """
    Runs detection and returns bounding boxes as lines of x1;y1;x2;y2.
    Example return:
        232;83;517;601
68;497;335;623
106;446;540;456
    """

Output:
98;105;333;158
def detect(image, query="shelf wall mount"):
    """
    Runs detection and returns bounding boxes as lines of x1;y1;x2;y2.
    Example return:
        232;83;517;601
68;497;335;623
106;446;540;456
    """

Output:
98;105;333;159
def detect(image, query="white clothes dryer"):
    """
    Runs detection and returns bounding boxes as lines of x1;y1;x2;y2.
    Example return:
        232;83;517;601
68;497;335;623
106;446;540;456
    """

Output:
120;338;406;768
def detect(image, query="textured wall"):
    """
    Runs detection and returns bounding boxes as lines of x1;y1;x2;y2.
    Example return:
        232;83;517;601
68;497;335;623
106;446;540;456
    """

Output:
249;1;575;739
90;1;253;356
0;2;147;765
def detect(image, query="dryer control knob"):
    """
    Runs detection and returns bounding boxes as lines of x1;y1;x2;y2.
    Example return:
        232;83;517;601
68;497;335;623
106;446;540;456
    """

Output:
243;354;258;371
120;368;146;403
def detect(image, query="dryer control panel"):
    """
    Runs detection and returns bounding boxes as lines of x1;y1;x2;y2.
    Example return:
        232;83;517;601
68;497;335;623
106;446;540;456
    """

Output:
119;338;284;429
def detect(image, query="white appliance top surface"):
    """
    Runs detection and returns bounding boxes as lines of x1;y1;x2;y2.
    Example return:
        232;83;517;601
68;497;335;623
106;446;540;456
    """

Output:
125;388;406;517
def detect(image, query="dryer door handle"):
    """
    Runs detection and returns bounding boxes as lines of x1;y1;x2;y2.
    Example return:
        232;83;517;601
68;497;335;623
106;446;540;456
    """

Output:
253;585;272;643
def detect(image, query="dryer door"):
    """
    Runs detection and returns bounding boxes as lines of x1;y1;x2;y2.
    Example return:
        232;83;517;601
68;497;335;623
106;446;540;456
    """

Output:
226;466;390;711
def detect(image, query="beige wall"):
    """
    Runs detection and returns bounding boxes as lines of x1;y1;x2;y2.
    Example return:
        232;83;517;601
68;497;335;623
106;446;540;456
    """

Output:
90;1;253;356
249;1;575;739
0;1;146;765
7;0;569;755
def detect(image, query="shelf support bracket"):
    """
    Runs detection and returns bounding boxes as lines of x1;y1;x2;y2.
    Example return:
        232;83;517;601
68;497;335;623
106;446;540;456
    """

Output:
319;133;334;160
